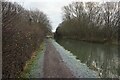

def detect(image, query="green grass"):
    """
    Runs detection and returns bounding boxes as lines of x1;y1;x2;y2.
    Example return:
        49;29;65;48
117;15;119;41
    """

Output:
20;41;45;78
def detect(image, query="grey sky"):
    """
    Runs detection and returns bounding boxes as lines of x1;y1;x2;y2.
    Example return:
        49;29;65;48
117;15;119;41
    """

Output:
8;0;119;32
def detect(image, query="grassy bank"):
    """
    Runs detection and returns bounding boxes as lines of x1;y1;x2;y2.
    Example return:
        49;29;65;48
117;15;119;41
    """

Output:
55;36;119;45
20;41;45;78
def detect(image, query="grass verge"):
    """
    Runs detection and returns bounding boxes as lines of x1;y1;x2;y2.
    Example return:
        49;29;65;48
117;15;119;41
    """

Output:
20;41;45;78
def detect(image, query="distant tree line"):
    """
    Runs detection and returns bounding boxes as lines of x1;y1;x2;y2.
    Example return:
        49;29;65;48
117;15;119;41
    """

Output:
55;2;120;44
2;1;51;78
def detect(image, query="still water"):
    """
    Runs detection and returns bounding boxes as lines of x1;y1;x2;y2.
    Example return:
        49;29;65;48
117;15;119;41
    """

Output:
56;39;120;78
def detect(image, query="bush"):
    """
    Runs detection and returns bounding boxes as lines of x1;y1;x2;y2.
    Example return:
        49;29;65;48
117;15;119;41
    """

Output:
2;1;51;78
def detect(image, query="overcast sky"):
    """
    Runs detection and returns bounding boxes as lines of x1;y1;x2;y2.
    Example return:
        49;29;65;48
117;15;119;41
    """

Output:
8;0;119;32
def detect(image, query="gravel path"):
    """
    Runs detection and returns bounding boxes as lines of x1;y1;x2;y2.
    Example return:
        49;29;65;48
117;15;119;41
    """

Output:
25;39;99;78
50;39;99;78
43;39;75;78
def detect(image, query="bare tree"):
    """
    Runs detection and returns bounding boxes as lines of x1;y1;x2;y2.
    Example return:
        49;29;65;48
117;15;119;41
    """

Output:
56;2;119;43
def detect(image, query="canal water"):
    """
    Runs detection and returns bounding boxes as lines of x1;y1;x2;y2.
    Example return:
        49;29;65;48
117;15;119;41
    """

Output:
56;39;120;78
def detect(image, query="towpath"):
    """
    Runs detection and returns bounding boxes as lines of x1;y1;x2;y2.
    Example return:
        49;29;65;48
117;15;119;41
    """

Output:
43;39;75;78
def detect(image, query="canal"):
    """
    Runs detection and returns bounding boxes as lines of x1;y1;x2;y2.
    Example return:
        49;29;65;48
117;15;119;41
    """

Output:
56;39;120;78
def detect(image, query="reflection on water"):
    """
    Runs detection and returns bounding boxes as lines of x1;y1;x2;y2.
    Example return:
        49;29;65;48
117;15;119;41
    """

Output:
56;39;120;78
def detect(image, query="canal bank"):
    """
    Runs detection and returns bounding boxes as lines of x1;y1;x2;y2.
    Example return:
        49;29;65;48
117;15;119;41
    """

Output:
21;39;99;78
51;39;99;78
